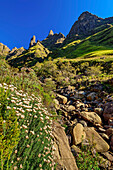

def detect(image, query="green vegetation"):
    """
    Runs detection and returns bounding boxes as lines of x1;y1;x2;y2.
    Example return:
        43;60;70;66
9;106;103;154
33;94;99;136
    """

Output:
0;83;55;170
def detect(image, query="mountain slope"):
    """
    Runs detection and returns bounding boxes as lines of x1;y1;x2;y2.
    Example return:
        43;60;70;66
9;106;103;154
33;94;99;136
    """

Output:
7;41;49;68
50;25;113;59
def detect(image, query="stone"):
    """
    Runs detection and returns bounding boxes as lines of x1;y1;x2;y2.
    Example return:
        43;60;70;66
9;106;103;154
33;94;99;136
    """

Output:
76;101;85;108
53;99;60;110
94;107;103;116
29;35;36;48
79;120;87;127
57;94;67;104
106;128;113;137
71;145;81;156
84;127;110;152
80;111;102;125
110;135;113;151
75;91;85;99
108;117;113;126
67;105;76;112
101;152;113;162
103;102;113;121
73;123;86;145
99;133;109;140
53;121;78;170
87;92;96;101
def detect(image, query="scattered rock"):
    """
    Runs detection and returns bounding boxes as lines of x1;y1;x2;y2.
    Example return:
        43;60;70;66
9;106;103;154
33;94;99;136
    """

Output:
87;92;96;101
94;107;103;116
53;99;60;110
84;127;110;152
103;102;113;121
80;111;102;125
57;94;67;104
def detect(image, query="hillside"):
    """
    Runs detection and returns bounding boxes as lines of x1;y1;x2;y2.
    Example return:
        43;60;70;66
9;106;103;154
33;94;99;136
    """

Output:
0;11;113;170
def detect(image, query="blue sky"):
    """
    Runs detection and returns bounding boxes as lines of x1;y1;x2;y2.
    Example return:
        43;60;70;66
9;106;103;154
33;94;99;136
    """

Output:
0;0;113;49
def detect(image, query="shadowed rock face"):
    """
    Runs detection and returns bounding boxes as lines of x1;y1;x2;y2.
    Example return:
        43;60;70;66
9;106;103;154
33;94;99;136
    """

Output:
67;11;113;40
42;30;65;50
6;47;25;60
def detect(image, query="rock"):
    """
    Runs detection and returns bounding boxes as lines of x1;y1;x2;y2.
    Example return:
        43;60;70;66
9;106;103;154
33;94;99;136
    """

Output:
106;128;113;137
103;102;113;121
99;133;109;140
67;11;103;39
84;127;110;152
87;92;96;101
110;135;113;151
48;30;54;36
53;121;78;170
98;156;111;169
76;101;85;108
75;91;85;99
42;31;65;50
73;123;86;145
29;35;36;48
94;107;103;116
80;111;102;125
0;42;10;56
57;94;67;104
101;152;113;162
53;99;60;110
71;145;81;156
68;105;76;112
108;117;113;126
79;120;87;127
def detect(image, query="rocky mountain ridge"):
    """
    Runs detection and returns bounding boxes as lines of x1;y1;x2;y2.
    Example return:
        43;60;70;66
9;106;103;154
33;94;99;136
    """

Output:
67;11;113;40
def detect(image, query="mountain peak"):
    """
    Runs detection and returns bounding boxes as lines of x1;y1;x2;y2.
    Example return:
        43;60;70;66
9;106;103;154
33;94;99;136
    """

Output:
67;11;103;39
48;30;54;36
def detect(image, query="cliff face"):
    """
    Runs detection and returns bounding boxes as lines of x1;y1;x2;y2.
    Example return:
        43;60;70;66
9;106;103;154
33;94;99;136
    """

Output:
0;43;10;57
66;11;113;40
42;30;65;50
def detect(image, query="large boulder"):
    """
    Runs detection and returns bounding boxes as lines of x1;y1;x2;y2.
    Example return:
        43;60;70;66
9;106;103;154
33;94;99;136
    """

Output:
84;127;110;152
53;121;78;170
80;111;102;125
73;123;86;145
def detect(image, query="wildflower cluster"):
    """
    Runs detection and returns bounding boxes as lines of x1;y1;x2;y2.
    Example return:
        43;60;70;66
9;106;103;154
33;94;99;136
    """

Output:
0;83;56;170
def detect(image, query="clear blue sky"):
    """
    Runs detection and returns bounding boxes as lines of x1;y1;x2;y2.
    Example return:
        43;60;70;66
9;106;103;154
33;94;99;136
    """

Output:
0;0;113;49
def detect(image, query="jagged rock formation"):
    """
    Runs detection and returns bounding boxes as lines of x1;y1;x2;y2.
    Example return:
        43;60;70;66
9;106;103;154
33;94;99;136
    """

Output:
42;30;65;50
8;41;49;68
6;47;25;60
29;35;36;48
67;11;113;40
0;43;10;57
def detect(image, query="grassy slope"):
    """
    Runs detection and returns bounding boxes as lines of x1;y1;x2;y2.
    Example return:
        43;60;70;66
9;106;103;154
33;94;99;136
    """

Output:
50;25;113;59
8;42;49;68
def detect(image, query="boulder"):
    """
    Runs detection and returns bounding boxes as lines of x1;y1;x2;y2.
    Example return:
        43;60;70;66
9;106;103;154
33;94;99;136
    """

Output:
87;92;96;101
73;123;86;145
110;135;113;151
84;127;110;152
53;99;60;110
103;102;113;121
94;107;103;116
57;94;67;104
106;128;113;137
53;121;78;170
80;111;102;125
67;105;76;112
75;91;85;99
